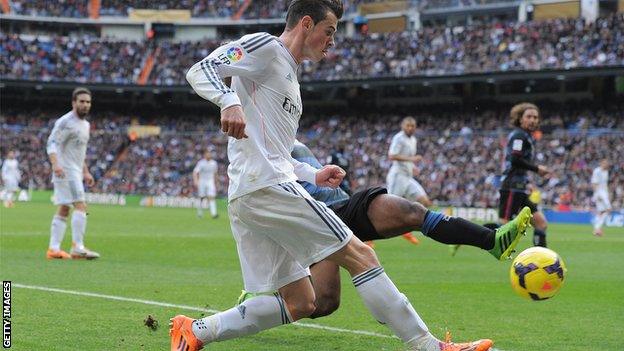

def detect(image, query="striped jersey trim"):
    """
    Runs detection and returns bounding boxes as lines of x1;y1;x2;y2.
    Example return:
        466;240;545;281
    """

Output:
352;267;385;287
278;182;348;241
241;33;270;49
201;59;234;95
247;36;276;53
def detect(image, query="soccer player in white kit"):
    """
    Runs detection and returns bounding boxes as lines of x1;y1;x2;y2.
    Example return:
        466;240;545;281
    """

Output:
45;87;100;260
385;116;432;245
386;116;432;207
1;150;20;208
591;159;611;237
170;1;492;350
193;150;219;218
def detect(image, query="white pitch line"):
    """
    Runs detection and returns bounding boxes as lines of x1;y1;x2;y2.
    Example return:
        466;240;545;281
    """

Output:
13;283;395;339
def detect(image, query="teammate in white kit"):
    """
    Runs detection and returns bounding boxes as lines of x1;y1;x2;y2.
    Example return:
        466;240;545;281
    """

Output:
170;1;492;351
387;116;432;207
193;150;219;218
45;87;100;260
591;159;611;237
1;150;20;208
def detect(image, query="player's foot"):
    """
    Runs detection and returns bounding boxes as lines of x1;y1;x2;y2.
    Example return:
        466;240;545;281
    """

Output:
593;228;603;237
70;246;100;260
196;211;204;218
169;315;203;351
365;241;375;249
402;233;420;245
449;244;461;257
212;214;219;219
441;331;493;351
46;249;71;260
489;206;532;260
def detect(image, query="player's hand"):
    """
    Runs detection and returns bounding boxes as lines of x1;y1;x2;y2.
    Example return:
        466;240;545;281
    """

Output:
315;165;345;188
537;165;551;177
84;172;95;186
53;165;65;178
221;105;248;139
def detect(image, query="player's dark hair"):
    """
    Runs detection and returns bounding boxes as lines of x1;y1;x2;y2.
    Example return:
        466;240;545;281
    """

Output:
510;102;539;127
72;87;91;101
285;0;343;29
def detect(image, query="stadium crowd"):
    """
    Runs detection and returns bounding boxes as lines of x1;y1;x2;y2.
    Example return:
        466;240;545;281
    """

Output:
2;108;622;210
7;0;378;18
2;14;622;84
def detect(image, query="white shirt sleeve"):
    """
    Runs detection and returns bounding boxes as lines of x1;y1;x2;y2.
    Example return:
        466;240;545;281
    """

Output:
388;134;402;156
46;118;68;155
193;161;201;175
1;161;7;178
290;158;318;185
186;33;278;112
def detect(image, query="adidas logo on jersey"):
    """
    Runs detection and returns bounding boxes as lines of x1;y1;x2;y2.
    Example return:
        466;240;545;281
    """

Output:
285;73;293;82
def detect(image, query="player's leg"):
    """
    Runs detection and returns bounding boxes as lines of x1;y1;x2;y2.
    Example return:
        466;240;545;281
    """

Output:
308;260;341;318
326;237;492;350
171;188;317;349
593;195;610;236
367;193;529;260
69;201;99;259
532;210;548;247
207;182;218;218
47;181;72;259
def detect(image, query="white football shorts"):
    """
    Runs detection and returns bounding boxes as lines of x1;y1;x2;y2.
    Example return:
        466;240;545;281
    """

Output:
593;191;612;212
386;171;427;200
197;181;216;197
52;180;85;205
2;176;19;192
228;181;353;293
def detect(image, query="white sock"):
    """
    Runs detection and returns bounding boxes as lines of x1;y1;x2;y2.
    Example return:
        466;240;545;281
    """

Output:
197;199;205;216
49;215;67;251
352;267;437;349
71;211;87;250
209;199;217;217
192;293;291;343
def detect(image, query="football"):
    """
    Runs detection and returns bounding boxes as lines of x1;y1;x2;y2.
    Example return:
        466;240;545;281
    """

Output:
510;247;567;301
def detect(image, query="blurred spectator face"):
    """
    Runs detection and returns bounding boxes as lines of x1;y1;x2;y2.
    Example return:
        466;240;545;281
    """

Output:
401;117;417;136
520;108;539;132
303;11;338;62
72;93;92;118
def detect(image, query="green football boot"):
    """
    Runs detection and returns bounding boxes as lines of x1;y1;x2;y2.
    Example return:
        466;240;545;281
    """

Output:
489;206;532;260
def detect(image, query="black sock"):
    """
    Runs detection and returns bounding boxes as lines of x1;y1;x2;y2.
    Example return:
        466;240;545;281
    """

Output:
422;210;495;250
533;229;547;247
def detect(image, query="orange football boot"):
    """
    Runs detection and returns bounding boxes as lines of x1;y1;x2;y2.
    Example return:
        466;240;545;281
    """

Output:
441;331;493;351
402;233;420;245
169;315;203;351
46;249;71;260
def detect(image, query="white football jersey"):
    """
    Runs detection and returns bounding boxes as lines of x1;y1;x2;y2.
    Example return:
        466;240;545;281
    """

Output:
46;111;90;182
388;131;417;176
194;159;218;183
591;167;609;195
1;158;20;181
187;32;317;201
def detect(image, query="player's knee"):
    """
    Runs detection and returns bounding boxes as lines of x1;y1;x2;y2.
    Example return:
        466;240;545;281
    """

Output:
310;293;340;319
406;201;427;226
287;298;317;320
57;206;70;217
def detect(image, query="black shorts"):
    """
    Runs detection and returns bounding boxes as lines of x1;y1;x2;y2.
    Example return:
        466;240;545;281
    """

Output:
498;189;538;220
330;187;387;241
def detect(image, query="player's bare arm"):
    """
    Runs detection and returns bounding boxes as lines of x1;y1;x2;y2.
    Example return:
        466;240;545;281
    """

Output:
83;163;94;186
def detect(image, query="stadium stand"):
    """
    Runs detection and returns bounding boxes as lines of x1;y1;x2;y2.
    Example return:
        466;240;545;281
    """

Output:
2;14;622;84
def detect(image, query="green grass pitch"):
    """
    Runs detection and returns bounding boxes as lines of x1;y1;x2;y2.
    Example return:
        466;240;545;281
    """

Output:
1;201;623;350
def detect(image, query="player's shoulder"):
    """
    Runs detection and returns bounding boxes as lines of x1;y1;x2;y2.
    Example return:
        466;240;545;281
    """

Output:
507;128;528;140
238;32;279;54
54;111;74;126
